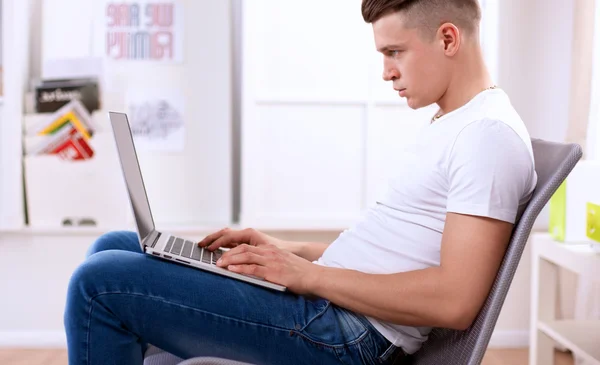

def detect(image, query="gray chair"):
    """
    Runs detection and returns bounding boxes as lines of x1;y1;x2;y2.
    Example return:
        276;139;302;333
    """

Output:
144;139;583;365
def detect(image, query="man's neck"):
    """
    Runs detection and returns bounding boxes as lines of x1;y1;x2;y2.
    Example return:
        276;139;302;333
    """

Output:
436;53;493;116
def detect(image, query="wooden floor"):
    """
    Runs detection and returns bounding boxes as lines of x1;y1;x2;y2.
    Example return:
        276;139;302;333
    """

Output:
0;348;575;365
0;349;68;365
482;349;574;365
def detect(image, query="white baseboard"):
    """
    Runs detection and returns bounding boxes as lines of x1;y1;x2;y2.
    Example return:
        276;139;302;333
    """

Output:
0;331;66;348
488;330;529;348
0;329;528;350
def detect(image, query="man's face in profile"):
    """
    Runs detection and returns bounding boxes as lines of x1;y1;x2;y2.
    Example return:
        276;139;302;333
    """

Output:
372;12;451;110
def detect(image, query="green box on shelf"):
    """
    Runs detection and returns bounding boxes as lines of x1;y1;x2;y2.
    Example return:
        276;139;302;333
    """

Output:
549;180;567;241
547;160;600;243
586;202;600;243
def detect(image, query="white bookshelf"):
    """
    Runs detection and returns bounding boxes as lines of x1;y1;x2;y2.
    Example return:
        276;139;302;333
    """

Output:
530;233;600;365
538;320;600;364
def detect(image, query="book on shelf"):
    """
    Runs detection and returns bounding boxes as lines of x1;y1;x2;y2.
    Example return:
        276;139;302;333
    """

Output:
34;77;100;114
26;99;98;161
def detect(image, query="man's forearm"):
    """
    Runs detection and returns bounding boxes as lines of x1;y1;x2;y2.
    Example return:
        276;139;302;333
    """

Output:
307;265;472;330
285;241;330;262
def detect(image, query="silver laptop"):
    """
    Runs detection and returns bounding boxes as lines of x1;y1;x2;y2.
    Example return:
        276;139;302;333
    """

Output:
108;111;286;292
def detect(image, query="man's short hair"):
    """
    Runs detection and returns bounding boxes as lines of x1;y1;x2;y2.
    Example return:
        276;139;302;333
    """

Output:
361;0;482;37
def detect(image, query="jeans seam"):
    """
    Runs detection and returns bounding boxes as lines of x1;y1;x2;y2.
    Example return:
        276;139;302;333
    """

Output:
88;291;296;333
292;323;370;350
299;300;331;331
294;303;371;350
85;294;96;365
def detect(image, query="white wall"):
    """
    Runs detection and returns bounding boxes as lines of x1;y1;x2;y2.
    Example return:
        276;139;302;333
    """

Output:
499;0;573;143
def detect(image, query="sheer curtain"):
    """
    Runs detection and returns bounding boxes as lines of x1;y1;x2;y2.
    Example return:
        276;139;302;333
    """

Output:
574;1;600;365
565;0;596;155
586;0;600;160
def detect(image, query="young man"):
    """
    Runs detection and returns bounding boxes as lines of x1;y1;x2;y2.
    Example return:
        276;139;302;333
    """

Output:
64;0;537;364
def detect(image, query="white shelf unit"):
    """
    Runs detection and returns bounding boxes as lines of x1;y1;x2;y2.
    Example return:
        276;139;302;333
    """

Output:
530;233;600;365
538;320;600;364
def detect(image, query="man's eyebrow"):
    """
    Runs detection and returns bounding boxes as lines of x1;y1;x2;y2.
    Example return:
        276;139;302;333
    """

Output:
377;44;405;53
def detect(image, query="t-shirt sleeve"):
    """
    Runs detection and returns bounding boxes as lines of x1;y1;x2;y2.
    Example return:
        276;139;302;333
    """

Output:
446;119;535;223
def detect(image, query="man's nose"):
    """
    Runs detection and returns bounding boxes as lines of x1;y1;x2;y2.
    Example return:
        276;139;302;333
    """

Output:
382;63;399;81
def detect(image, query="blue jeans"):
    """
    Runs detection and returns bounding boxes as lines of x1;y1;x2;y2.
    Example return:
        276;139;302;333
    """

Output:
64;231;406;365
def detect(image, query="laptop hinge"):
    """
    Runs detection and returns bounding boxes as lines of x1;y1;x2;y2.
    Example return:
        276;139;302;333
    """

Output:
150;231;162;248
143;231;161;250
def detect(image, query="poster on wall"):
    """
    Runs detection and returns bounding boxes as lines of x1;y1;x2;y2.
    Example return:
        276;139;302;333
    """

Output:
102;1;184;63
126;89;185;151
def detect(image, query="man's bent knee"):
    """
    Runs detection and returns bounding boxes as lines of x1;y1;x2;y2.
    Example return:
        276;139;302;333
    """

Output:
67;250;125;304
65;250;117;330
86;231;139;257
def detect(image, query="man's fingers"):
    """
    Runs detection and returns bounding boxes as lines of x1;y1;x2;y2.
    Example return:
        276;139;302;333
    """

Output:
205;231;240;250
227;264;267;279
218;249;267;267
206;235;236;251
205;229;254;251
221;243;259;256
198;228;229;247
199;227;242;248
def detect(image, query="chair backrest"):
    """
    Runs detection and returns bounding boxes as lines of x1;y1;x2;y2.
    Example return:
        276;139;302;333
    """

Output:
408;139;583;365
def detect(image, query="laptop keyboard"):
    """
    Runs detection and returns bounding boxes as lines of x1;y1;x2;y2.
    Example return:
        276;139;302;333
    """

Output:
163;236;223;264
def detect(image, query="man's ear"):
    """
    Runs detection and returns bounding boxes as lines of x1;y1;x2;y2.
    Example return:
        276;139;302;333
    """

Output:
437;23;460;56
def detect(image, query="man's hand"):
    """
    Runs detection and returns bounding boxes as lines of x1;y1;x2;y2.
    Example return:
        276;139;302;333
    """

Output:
198;228;287;251
215;243;322;295
198;227;331;262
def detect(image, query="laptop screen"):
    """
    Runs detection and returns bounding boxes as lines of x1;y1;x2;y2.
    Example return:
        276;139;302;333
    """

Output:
108;112;156;243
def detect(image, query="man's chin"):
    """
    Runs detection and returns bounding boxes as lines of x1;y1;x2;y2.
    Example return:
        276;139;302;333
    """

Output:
405;97;421;110
404;96;432;110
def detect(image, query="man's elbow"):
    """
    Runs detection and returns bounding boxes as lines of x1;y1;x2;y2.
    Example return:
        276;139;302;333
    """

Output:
448;313;476;331
442;301;479;331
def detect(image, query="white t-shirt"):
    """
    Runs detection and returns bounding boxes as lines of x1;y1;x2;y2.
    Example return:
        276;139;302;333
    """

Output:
314;88;537;354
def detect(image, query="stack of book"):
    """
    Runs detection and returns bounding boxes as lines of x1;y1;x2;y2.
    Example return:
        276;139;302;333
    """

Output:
26;99;99;161
34;77;100;114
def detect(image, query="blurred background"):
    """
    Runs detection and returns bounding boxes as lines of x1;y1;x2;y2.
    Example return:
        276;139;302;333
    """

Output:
0;0;599;364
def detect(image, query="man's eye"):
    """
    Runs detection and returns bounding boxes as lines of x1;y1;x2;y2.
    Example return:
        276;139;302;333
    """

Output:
388;50;402;57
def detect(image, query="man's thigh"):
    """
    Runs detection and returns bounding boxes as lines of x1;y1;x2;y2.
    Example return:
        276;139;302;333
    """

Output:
76;249;364;364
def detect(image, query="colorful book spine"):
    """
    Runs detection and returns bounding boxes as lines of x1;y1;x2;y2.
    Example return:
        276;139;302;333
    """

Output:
36;111;92;140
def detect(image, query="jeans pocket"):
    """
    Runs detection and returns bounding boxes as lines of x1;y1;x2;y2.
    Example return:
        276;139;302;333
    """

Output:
377;343;406;364
351;317;406;365
298;303;369;349
333;307;371;344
